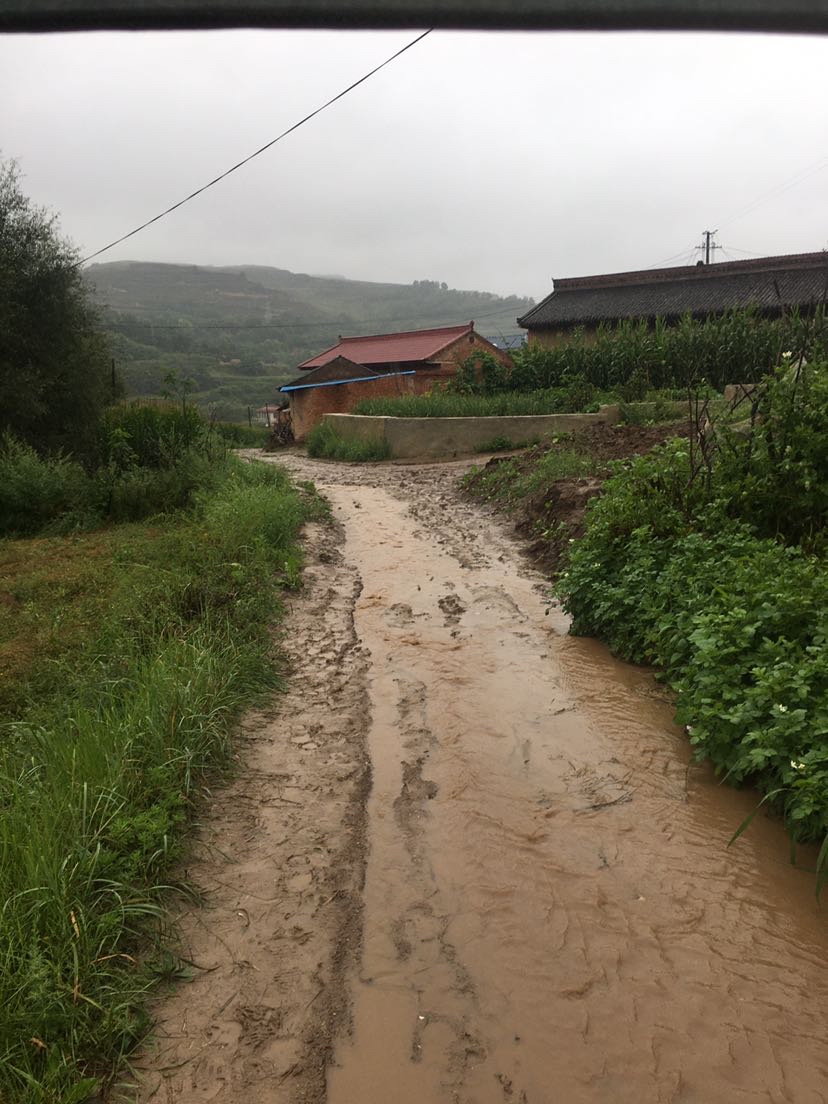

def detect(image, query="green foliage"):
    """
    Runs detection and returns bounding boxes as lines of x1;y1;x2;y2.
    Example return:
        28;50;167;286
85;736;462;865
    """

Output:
713;362;828;548
305;421;391;461
462;443;596;505
212;421;269;447
459;308;827;396
0;457;317;1101
0;434;92;536
87;260;536;420
561;519;828;844
0;159;117;456
352;385;606;418
0;404;236;537
559;360;828;856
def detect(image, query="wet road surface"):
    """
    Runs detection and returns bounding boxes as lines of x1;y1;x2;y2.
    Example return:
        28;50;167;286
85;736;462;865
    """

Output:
140;452;828;1104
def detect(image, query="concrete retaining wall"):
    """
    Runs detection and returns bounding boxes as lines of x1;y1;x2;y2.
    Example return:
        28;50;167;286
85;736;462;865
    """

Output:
322;405;621;460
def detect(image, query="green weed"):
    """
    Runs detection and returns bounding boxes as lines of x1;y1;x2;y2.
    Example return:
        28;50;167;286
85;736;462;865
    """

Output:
305;421;391;461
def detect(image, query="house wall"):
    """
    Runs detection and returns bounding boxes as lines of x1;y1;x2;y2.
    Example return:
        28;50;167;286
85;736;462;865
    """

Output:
289;332;511;439
432;331;513;371
290;373;427;440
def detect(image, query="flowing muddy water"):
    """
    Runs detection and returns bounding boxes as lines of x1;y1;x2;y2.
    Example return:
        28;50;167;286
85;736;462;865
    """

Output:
140;452;827;1104
279;454;827;1104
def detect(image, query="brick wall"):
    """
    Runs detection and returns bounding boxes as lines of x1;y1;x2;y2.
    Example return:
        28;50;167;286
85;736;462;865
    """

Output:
288;332;512;439
290;373;426;439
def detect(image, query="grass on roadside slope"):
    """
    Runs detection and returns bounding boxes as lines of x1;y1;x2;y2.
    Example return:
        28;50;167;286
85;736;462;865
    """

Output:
462;442;599;507
305;421;391;462
0;457;323;1103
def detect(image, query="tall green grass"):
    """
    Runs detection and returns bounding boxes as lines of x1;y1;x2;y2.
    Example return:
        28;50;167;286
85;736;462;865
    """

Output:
351;387;609;418
305;421;391;461
0;457;321;1102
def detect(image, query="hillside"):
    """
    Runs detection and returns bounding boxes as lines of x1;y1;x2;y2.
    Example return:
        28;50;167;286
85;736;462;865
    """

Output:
86;261;534;422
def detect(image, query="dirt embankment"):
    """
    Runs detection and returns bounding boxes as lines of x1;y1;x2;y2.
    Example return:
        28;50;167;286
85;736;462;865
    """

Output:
466;421;691;575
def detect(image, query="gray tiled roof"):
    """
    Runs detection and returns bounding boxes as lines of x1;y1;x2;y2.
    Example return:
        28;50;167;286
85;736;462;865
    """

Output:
518;252;828;330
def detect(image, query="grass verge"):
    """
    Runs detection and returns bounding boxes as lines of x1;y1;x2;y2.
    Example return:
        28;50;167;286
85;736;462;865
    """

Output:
462;443;598;506
305;421;391;461
0;456;324;1102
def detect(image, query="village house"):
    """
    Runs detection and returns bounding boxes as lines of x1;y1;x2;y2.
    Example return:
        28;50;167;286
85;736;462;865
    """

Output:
280;322;509;439
518;251;828;347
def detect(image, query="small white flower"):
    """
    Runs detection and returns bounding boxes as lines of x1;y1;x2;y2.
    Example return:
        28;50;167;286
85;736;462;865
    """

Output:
790;760;806;772
776;704;788;713
782;351;793;359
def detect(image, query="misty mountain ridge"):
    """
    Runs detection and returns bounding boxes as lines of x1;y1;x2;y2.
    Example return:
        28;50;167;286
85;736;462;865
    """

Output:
86;260;534;421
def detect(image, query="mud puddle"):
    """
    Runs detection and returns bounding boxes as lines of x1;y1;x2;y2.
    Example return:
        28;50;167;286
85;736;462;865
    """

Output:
142;451;828;1104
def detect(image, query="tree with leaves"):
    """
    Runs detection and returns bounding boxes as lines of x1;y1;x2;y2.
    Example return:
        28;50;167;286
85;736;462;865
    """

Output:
0;158;116;455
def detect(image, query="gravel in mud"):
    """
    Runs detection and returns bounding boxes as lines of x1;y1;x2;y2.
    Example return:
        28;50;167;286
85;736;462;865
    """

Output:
137;447;828;1104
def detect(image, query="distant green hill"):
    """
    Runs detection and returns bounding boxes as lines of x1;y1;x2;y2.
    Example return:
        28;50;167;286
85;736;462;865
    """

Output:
85;261;534;422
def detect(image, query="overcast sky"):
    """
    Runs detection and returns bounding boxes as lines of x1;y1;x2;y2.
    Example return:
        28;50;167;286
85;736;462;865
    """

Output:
2;28;827;298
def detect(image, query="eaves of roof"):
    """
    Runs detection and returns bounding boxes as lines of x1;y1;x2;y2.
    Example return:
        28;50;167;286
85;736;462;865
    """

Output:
298;323;473;370
280;370;416;393
519;252;828;329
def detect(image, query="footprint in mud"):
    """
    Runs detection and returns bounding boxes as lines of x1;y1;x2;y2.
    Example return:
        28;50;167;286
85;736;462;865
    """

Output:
438;593;466;626
386;602;415;626
470;586;527;622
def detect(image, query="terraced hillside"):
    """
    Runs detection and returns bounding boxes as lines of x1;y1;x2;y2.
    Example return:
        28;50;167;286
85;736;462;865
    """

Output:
87;261;534;421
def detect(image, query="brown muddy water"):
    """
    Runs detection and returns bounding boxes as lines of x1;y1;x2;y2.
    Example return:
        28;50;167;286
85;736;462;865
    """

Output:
141;453;827;1104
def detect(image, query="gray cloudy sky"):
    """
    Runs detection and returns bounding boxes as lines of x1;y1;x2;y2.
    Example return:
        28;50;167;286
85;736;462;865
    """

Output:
1;28;827;298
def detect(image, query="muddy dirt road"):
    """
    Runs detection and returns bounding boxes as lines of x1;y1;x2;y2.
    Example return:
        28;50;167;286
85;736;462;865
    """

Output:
139;453;828;1104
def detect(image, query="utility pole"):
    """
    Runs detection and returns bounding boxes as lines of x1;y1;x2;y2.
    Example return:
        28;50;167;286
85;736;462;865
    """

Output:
697;229;721;265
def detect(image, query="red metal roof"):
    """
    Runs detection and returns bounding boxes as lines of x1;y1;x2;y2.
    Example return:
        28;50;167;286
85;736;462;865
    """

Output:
298;323;474;370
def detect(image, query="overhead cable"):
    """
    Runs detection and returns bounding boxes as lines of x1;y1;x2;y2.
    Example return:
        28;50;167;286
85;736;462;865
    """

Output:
77;29;432;266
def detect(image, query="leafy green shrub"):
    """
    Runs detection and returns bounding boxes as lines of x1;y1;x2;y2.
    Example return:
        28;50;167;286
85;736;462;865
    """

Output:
96;402;213;469
561;516;828;844
713;361;828;548
0;434;92;536
559;365;828;860
305;421;391;461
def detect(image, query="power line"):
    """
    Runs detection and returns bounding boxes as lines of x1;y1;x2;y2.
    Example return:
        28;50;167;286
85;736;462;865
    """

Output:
644;244;698;270
77;29;432;267
718;154;828;229
719;244;763;257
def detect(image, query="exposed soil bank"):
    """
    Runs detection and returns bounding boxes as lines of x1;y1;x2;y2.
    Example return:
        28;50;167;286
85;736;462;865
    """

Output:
465;420;692;575
140;449;827;1104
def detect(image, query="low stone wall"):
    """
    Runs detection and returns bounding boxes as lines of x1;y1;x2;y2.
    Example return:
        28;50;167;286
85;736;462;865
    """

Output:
322;405;621;460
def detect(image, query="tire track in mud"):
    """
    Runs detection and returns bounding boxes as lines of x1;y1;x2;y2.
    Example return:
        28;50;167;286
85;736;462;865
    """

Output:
132;518;370;1104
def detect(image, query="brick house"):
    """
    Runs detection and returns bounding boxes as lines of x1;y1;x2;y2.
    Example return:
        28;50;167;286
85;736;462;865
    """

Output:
518;251;828;347
281;322;509;439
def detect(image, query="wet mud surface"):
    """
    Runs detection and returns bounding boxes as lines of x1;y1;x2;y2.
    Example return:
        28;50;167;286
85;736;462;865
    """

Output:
140;450;828;1104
